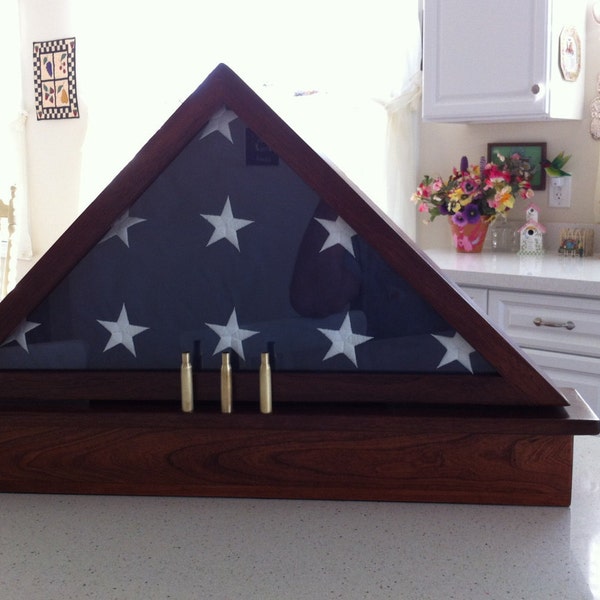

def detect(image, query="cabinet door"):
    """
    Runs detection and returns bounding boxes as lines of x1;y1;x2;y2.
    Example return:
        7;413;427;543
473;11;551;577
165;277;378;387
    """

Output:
460;285;487;312
423;0;550;122
525;348;600;415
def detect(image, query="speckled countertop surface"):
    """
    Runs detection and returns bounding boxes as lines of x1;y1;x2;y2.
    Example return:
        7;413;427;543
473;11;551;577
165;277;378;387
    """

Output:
425;248;600;297
1;436;599;599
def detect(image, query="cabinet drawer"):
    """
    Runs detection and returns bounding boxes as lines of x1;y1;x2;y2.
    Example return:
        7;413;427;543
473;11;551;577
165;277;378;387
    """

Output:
524;348;600;413
488;290;600;358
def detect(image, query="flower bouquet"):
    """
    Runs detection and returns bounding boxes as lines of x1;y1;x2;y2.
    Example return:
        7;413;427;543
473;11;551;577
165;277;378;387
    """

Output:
411;153;535;252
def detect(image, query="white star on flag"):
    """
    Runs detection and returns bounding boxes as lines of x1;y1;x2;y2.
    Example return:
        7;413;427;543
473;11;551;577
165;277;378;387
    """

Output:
315;216;357;256
1;320;41;353
432;331;475;373
199;106;238;143
201;197;253;251
318;312;373;367
97;304;149;357
100;210;146;247
205;308;259;361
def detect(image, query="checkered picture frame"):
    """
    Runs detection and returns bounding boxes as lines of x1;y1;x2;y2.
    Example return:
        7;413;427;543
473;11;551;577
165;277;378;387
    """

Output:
33;37;79;120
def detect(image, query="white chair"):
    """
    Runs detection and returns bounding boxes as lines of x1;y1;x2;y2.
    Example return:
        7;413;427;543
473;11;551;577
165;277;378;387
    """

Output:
0;185;16;300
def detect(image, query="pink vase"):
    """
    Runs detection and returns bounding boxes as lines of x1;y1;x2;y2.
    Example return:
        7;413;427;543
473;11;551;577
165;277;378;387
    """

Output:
449;218;490;253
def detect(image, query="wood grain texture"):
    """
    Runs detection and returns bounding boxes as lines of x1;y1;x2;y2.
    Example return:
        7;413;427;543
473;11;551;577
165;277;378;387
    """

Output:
0;406;574;505
0;370;548;406
0;391;595;505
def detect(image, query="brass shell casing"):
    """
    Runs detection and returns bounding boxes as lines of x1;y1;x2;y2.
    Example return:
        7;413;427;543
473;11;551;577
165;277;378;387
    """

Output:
180;352;194;413
259;352;272;414
220;352;232;413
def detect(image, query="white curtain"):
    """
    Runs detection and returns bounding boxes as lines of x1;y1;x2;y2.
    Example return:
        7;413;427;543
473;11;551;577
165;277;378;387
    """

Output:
73;0;421;234
378;7;423;240
0;0;32;261
380;78;421;239
595;149;600;223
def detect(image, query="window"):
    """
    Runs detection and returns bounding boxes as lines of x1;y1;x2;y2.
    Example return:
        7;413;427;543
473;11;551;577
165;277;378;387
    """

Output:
0;0;31;267
73;1;421;237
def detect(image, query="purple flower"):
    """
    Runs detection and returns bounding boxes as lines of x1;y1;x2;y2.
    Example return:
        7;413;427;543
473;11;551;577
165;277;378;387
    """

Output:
461;178;477;194
463;203;481;224
451;211;468;226
460;156;469;173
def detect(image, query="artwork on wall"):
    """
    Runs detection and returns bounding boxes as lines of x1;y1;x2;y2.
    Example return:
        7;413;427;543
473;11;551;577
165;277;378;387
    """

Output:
487;142;547;190
33;37;79;120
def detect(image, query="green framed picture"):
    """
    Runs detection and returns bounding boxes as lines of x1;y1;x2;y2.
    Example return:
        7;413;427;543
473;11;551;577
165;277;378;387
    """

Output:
487;142;547;190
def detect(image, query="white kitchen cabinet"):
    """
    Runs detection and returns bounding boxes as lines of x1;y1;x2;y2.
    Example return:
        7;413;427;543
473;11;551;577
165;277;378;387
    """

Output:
488;290;600;358
422;0;586;122
461;285;488;312
485;289;600;411
524;348;600;410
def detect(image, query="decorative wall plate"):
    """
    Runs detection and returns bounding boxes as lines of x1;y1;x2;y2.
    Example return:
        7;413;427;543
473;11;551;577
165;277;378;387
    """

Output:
559;26;581;83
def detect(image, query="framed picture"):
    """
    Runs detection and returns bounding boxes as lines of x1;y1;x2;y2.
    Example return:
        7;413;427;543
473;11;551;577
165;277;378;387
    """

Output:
487;142;547;190
33;37;79;120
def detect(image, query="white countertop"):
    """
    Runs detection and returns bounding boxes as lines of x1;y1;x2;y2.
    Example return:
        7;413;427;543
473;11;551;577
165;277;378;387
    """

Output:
425;248;600;297
2;436;599;600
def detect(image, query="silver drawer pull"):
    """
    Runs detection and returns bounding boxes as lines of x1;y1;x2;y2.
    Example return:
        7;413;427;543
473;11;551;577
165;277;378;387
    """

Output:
533;317;575;330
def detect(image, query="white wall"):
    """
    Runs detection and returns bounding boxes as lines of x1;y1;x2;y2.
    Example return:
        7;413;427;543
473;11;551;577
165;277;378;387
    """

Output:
19;0;86;257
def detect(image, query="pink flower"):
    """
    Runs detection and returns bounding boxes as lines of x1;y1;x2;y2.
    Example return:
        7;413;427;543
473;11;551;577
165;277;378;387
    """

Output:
484;165;510;187
431;178;443;192
461;177;478;195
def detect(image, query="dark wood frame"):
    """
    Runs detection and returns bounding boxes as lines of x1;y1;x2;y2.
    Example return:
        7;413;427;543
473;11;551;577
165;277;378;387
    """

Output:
0;67;566;408
0;65;597;504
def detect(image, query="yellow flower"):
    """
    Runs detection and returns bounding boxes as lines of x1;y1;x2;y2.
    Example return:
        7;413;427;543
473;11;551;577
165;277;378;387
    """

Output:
495;186;515;211
447;201;459;213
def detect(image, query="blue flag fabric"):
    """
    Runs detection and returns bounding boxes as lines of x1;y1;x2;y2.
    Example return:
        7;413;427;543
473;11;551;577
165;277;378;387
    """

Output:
0;108;494;375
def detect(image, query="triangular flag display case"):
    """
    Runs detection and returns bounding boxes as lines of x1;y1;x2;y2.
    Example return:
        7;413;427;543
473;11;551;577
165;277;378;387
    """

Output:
0;65;597;505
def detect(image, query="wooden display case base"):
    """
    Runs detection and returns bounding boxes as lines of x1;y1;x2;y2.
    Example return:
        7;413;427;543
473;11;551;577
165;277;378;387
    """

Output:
0;390;597;507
